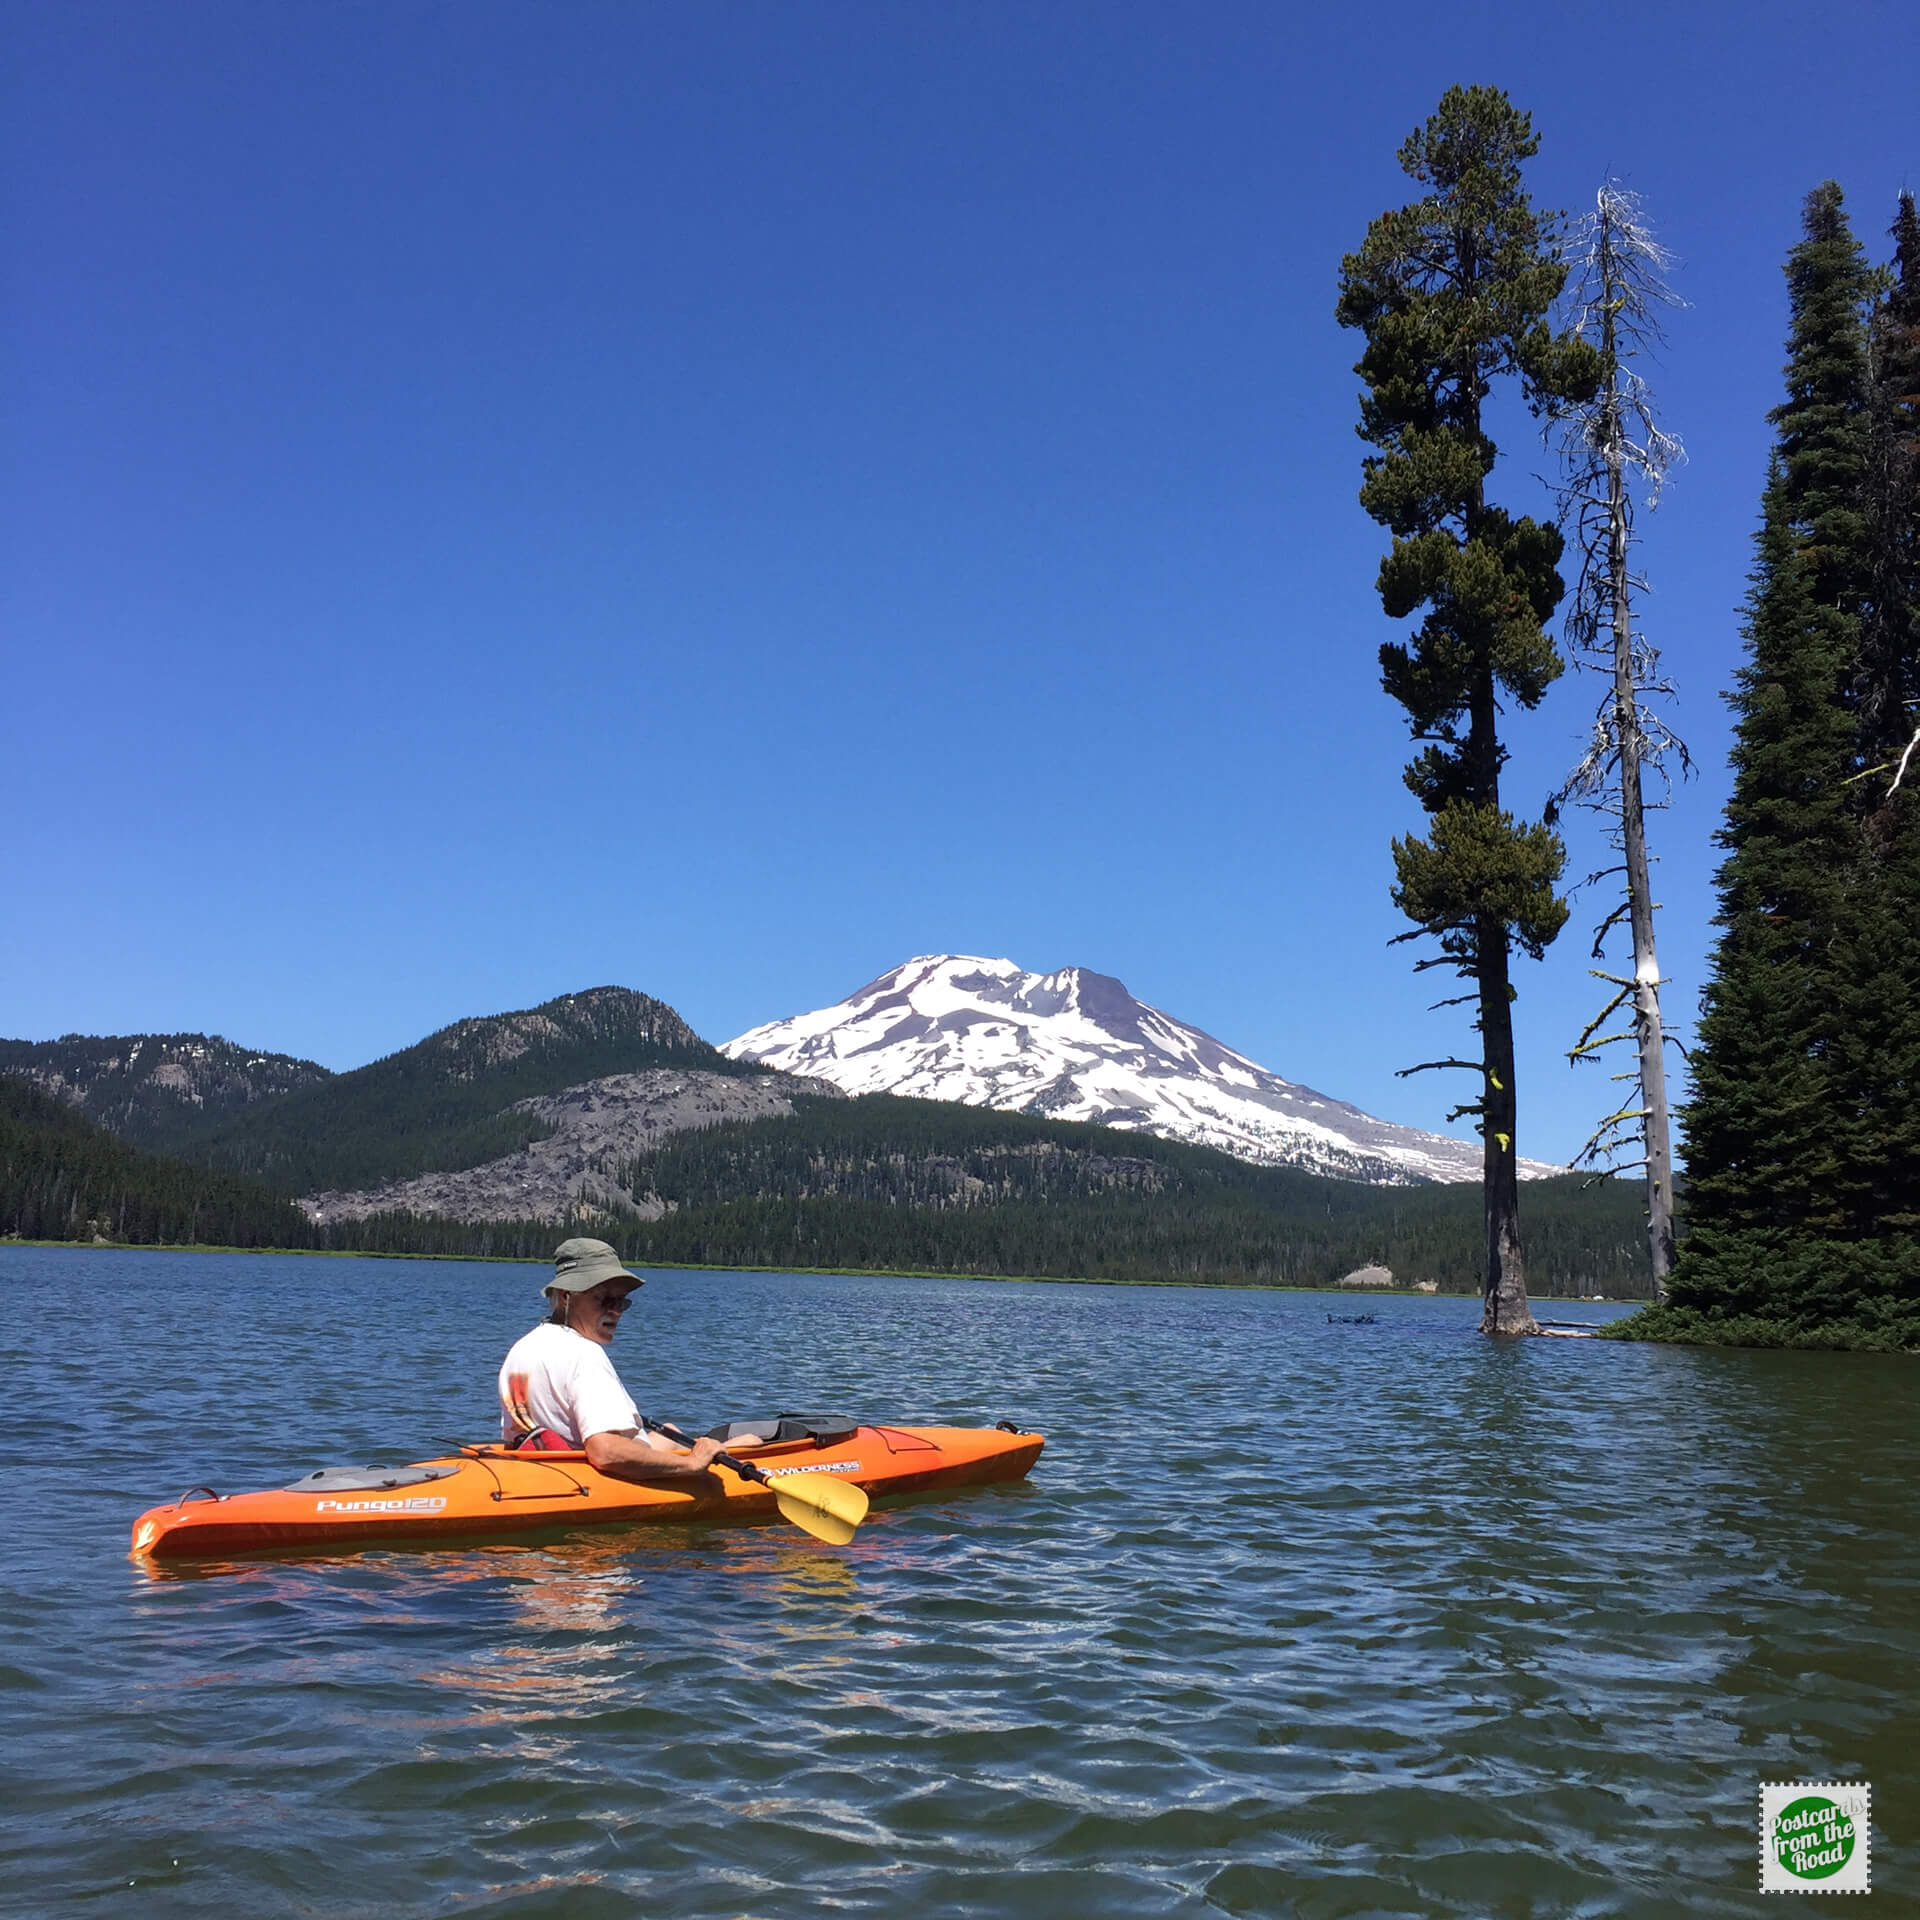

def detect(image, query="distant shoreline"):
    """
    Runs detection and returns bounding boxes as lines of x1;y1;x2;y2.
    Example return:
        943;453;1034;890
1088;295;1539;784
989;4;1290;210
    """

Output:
0;1237;1574;1297
1;1237;538;1264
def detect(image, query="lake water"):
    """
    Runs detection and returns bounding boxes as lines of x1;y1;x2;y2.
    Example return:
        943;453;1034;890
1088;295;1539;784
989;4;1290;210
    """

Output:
3;1245;1912;1917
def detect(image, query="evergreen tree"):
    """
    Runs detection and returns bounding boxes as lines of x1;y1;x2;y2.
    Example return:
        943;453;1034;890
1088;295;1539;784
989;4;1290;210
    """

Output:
1772;185;1873;619
1661;183;1920;1347
1858;191;1920;796
1336;86;1599;1335
1826;194;1920;1310
1673;483;1858;1302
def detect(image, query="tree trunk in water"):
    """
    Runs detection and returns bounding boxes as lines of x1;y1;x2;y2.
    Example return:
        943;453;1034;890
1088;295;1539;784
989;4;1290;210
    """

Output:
1603;298;1678;1295
1460;351;1539;1341
1478;916;1539;1334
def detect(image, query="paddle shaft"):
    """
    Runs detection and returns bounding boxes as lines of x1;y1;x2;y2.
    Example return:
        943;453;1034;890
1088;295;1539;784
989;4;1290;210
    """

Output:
642;1416;773;1488
640;1415;869;1545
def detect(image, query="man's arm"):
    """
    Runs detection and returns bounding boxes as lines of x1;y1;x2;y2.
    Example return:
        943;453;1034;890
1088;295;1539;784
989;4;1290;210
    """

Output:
583;1428;725;1485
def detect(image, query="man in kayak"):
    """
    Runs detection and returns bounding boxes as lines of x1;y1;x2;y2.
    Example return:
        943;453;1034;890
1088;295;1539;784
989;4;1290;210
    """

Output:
498;1238;724;1484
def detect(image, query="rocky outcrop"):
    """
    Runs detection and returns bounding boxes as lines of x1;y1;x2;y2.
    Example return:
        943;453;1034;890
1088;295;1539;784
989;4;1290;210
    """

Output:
1337;1264;1395;1289
408;986;718;1079
300;1068;842;1227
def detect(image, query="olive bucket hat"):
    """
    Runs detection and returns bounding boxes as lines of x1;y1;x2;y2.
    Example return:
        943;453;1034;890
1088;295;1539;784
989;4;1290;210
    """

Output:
547;1237;646;1295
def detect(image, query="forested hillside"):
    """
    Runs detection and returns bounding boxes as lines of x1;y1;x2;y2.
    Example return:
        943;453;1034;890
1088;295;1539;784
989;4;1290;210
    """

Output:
4;1070;1649;1292
0;1077;319;1249
0;1032;330;1156
187;987;762;1194
600;1096;1650;1295
4;996;1651;1291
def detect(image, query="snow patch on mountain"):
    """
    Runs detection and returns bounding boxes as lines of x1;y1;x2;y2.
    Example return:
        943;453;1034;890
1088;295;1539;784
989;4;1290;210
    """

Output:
723;955;1562;1185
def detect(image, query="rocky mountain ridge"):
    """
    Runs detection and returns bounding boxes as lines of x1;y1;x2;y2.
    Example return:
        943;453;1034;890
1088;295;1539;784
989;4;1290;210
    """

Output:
2;987;778;1198
184;986;764;1194
395;986;721;1082
0;1032;331;1157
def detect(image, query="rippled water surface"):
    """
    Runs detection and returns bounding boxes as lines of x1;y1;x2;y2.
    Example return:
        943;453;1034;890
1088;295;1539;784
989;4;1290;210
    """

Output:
3;1246;1913;1916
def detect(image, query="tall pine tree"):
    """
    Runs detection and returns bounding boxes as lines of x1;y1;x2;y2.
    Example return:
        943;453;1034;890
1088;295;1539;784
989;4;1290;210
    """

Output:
1662;184;1920;1347
1337;87;1598;1336
1827;193;1920;1319
1672;480;1859;1311
1855;191;1919;789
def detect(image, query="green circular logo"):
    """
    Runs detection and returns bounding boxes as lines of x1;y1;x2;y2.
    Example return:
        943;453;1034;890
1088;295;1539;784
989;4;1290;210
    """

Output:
1773;1795;1856;1881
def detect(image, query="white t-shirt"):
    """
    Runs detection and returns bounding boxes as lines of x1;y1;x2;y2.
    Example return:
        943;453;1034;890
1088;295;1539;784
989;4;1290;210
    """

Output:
498;1321;670;1449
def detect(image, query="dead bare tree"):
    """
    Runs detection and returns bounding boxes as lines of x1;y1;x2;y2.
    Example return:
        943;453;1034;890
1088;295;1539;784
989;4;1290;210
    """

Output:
1546;184;1690;1295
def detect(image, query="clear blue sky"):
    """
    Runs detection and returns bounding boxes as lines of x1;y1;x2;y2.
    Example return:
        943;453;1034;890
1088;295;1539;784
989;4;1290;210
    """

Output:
5;1;1915;1167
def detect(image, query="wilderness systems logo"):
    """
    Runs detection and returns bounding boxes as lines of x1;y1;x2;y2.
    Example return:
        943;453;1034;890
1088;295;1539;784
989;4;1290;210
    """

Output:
765;1461;860;1478
1759;1782;1870;1893
315;1496;450;1514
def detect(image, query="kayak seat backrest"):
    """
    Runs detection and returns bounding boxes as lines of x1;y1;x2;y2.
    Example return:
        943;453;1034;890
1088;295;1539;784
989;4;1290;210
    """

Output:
705;1412;860;1447
284;1465;460;1493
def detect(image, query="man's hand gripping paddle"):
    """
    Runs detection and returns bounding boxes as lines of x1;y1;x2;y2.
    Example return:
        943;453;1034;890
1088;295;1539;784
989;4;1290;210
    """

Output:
644;1418;870;1545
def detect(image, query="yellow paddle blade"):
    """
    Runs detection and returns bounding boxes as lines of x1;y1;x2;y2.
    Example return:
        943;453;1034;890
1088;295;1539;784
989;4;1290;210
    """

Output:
769;1473;869;1545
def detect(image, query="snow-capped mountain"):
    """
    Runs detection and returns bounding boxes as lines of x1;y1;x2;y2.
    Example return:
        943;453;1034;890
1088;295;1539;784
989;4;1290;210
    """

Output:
724;956;1562;1186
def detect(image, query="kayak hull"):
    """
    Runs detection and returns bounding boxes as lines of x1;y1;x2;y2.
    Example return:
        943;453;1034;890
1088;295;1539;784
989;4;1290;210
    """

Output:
130;1423;1043;1560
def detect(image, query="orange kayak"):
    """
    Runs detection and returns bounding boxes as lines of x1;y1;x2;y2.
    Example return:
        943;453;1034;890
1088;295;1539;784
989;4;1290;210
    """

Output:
130;1421;1044;1560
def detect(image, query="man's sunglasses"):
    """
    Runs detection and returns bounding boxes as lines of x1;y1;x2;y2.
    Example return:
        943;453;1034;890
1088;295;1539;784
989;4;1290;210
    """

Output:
587;1291;635;1312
